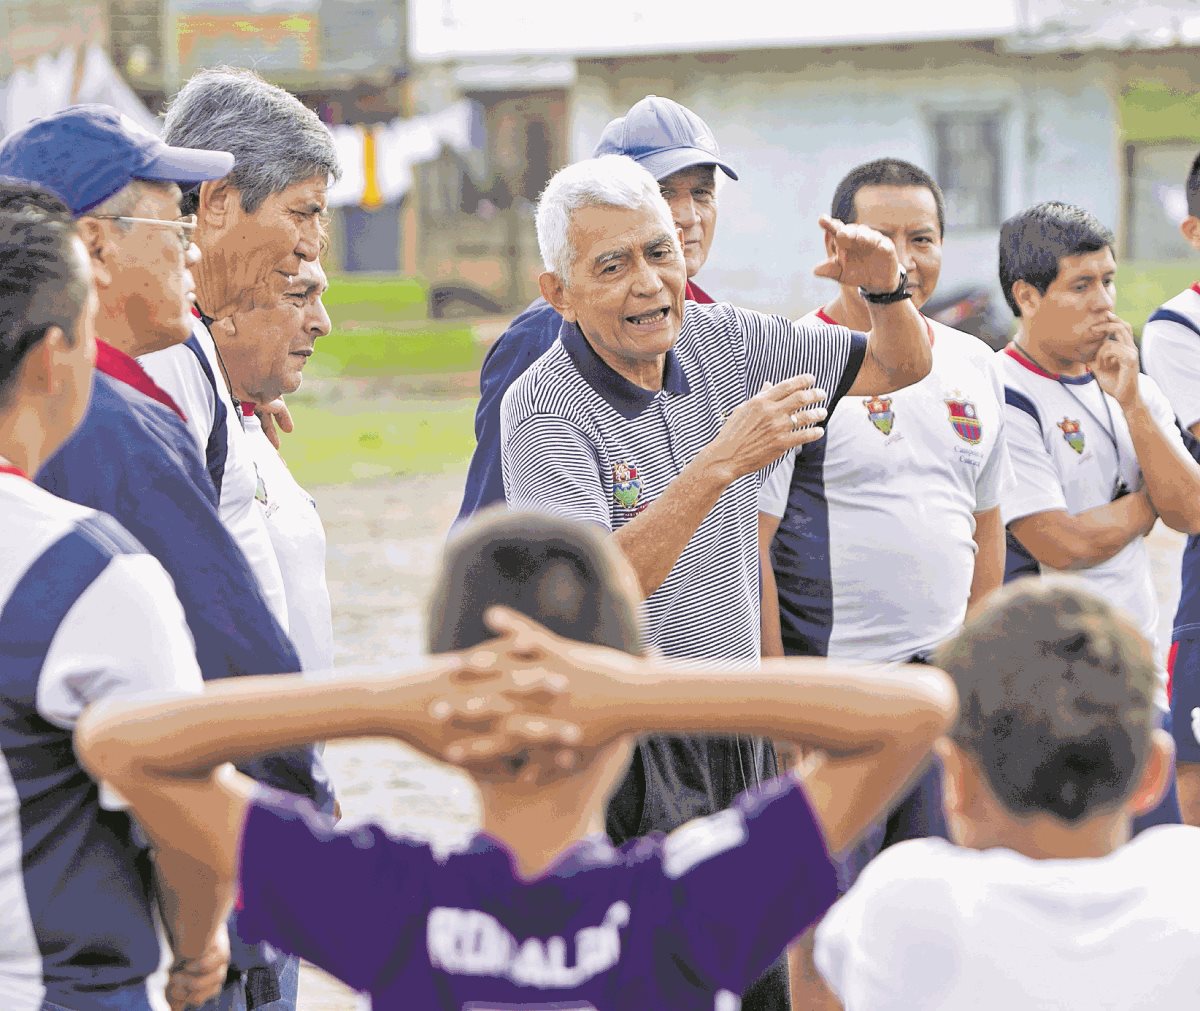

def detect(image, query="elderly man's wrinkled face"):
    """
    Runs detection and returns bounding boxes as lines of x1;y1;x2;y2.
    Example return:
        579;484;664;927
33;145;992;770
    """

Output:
88;181;199;354
218;258;331;405
658;166;717;279
197;173;326;316
552;203;687;384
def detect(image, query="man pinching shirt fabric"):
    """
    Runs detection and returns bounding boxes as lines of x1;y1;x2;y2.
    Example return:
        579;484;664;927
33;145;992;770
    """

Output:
500;154;932;841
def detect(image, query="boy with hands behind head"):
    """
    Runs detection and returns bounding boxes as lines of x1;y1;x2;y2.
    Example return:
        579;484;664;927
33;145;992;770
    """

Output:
77;511;955;1011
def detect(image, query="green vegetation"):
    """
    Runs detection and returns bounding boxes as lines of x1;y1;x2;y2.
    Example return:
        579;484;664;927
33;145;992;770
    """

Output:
281;395;477;488
307;323;483;377
282;274;483;485
323;274;429;326
1119;260;1197;335
1121;81;1200;144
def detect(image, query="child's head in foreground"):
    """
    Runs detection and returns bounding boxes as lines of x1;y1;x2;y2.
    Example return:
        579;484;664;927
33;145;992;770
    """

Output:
427;509;643;805
934;580;1172;850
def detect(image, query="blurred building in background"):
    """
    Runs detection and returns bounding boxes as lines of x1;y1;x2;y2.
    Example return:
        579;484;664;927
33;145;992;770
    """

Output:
409;0;1200;317
1;0;1199;319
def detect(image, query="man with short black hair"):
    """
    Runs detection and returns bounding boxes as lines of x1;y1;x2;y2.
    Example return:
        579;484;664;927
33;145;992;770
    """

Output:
456;96;735;524
815;581;1200;1009
759;156;1011;1010
998;201;1200;652
1139;152;1200;827
0;205;225;1011
997;200;1200;835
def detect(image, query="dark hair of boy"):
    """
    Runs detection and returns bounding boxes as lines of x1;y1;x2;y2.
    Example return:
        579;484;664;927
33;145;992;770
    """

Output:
935;580;1157;823
998;201;1115;316
428;508;643;657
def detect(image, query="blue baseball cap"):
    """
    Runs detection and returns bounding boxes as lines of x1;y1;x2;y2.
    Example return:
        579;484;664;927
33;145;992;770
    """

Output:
592;95;738;182
0;104;234;217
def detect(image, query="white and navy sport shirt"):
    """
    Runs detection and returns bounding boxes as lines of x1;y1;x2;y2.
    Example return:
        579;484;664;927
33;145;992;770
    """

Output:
501;300;865;663
0;472;203;1011
140;315;289;630
1141;282;1200;431
999;345;1179;673
761;311;1011;662
1142;283;1200;644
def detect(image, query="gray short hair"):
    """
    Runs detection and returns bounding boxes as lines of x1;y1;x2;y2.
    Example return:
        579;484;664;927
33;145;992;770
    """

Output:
164;67;340;216
535;155;677;279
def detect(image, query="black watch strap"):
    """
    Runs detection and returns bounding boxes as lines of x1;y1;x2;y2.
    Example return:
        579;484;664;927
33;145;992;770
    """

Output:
859;267;911;305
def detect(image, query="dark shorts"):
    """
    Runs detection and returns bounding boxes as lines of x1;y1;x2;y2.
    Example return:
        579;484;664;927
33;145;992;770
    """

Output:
833;757;949;893
1169;637;1200;765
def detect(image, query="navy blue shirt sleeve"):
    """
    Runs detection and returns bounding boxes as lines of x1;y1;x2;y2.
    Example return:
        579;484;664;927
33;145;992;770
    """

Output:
665;774;838;995
36;378;330;809
455;298;565;525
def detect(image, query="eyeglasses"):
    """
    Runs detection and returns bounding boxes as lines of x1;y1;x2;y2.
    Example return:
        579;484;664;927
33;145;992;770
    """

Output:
89;214;197;252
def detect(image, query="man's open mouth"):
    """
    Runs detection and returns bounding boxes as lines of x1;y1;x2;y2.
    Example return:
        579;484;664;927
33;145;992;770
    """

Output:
626;307;670;326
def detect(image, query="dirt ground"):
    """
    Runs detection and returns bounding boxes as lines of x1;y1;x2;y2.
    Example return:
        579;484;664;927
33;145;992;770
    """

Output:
294;467;1189;1008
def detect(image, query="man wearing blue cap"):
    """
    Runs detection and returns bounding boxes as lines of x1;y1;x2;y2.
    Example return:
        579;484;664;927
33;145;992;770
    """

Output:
455;95;735;523
0;106;332;1011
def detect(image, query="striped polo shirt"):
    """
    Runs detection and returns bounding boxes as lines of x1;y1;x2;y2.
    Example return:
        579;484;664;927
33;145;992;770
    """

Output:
0;472;203;1011
501;300;865;663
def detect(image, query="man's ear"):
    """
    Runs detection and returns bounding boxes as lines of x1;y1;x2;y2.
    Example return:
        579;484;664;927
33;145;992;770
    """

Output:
1012;279;1041;319
935;737;970;843
197;178;235;230
75;218;114;290
1128;729;1174;817
1181;216;1200;253
539;271;575;323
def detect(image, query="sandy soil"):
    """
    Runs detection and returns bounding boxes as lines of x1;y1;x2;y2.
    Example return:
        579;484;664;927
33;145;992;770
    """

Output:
295;468;1188;1008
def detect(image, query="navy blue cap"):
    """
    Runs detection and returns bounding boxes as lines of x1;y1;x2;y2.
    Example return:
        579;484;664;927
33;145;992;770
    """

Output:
592;95;737;182
0;104;234;217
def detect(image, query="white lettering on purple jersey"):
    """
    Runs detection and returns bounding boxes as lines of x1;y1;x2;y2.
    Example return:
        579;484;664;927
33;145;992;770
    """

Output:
427;901;630;988
662;808;748;879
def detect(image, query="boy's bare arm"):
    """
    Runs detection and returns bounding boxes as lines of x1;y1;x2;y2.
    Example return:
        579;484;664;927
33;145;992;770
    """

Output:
476;607;958;853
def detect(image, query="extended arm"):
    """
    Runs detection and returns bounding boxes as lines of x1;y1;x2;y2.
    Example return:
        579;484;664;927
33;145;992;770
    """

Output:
811;216;931;396
478;608;957;855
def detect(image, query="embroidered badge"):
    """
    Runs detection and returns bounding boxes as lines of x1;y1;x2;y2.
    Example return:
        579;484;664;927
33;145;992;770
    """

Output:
863;396;894;436
612;462;642;509
1057;417;1085;454
945;396;982;444
254;466;268;506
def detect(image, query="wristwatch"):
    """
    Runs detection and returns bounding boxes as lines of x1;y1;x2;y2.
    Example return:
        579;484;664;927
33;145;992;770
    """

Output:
859;266;911;304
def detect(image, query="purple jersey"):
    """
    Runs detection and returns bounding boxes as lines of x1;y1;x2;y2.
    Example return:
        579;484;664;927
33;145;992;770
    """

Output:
236;774;837;1009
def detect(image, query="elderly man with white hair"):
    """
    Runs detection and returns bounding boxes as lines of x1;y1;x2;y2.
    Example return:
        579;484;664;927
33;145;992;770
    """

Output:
500;154;931;1010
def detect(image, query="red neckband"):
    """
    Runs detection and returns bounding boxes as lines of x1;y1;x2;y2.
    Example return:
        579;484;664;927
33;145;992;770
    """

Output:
0;464;28;480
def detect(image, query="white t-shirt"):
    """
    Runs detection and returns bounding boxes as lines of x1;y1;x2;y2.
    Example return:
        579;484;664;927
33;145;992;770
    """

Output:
243;413;333;673
0;473;203;1010
139;317;289;630
998;346;1177;664
1140;282;1200;431
759;311;1012;662
815;829;1200;1011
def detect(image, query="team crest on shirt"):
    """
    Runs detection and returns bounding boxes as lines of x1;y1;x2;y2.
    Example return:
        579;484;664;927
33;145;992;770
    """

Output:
863;396;895;436
1058;417;1085;454
253;465;268;506
945;395;982;444
612;462;642;510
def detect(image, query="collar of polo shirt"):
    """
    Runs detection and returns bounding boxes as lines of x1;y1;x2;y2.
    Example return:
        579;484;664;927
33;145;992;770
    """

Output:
558;319;692;420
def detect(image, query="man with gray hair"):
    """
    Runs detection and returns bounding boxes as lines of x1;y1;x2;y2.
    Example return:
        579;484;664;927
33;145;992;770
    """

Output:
501;154;932;1010
139;67;339;630
456;95;734;523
